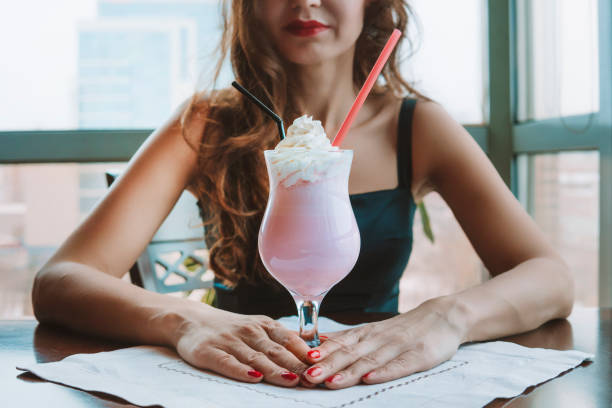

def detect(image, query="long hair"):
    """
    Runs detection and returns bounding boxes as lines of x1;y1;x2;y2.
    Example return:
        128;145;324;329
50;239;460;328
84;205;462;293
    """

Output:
181;0;423;288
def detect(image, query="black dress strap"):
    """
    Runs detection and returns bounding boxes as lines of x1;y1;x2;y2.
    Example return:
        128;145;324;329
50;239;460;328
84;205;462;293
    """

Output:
396;98;417;189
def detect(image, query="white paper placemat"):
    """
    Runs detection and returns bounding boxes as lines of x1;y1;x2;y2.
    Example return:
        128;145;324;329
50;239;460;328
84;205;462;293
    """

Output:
17;316;593;408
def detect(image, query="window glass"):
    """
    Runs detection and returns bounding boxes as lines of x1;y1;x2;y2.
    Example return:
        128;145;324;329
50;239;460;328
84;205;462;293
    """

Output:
516;0;599;121
517;151;599;306
0;0;222;130
404;149;600;311
400;193;487;312
405;0;488;124
0;163;127;318
0;0;487;131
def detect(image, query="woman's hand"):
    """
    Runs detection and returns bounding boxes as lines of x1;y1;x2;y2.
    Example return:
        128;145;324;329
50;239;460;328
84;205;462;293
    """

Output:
172;306;312;387
301;297;467;389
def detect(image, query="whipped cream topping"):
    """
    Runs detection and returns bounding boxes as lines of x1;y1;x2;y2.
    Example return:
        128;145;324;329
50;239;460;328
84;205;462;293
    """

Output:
268;115;343;187
276;115;334;150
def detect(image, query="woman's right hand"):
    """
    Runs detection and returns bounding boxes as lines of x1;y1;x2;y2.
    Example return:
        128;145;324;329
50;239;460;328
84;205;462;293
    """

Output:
172;305;313;387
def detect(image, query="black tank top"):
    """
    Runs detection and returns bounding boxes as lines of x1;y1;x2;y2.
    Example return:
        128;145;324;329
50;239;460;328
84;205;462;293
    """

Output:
200;98;417;316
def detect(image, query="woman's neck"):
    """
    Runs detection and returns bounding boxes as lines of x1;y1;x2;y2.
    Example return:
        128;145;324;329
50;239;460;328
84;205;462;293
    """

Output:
290;48;358;139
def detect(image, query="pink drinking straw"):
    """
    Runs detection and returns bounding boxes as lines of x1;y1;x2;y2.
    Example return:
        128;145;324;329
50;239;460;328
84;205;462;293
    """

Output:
332;29;402;147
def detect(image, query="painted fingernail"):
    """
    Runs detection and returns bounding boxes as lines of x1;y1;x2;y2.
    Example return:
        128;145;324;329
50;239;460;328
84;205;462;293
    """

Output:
248;370;263;378
307;366;322;377
300;376;316;387
362;371;375;380
326;374;342;383
308;350;321;359
319;335;328;341
281;372;298;381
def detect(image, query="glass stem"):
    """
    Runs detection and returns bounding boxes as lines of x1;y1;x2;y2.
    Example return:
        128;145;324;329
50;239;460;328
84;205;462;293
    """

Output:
295;298;320;348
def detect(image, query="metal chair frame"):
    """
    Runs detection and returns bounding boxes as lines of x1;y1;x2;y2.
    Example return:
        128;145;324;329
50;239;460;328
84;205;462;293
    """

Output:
105;170;213;294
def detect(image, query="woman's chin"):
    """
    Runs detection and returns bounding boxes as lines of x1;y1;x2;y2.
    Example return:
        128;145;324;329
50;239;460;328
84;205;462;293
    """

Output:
277;41;354;69
281;49;335;67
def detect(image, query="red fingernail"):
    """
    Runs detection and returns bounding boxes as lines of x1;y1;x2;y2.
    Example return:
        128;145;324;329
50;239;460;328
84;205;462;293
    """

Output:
308;350;321;359
320;335;328;340
281;372;298;381
326;374;342;383
307;366;322;377
362;371;375;380
300;376;316;387
248;370;263;378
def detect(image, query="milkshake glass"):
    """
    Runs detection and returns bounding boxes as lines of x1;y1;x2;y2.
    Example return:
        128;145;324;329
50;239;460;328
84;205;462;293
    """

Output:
258;116;360;347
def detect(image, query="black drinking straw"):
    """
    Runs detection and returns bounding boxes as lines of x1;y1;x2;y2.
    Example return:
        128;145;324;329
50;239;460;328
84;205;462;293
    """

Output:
232;81;285;140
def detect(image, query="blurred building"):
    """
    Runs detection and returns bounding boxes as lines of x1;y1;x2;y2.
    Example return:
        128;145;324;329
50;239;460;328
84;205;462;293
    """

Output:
76;0;226;220
77;0;224;128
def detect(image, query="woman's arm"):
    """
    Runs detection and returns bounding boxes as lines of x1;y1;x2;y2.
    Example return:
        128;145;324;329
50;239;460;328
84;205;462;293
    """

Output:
33;100;203;343
300;100;575;389
32;98;311;386
32;99;196;338
409;101;574;341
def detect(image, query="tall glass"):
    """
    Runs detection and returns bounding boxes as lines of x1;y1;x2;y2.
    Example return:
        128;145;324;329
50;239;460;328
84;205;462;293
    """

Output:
258;149;361;347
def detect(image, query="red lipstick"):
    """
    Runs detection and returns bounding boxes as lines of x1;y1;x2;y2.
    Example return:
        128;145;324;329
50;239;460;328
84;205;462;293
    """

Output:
284;20;330;37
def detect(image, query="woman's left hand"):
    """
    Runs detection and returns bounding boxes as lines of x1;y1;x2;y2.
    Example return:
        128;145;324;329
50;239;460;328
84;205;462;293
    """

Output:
301;297;467;389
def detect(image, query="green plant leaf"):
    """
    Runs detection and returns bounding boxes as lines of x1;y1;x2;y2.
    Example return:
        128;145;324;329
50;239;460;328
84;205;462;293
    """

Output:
183;256;201;272
201;288;216;306
417;201;435;243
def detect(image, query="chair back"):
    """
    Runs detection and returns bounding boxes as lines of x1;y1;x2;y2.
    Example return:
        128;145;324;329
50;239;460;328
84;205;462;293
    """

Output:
105;170;213;294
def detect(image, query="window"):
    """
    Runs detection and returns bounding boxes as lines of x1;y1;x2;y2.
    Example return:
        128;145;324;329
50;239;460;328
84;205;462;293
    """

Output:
405;0;488;124
518;152;600;306
399;193;487;313
0;163;127;317
516;0;600;121
2;1;610;317
0;0;223;130
512;0;610;307
0;0;488;130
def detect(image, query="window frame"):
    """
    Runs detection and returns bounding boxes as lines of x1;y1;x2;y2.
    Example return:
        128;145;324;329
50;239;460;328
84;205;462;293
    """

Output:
488;0;612;306
0;130;149;163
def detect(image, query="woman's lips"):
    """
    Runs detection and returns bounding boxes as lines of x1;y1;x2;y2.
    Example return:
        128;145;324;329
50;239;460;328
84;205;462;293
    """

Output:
284;20;330;37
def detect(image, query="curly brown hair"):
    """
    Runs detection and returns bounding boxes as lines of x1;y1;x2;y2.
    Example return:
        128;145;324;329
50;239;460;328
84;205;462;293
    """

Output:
181;0;423;288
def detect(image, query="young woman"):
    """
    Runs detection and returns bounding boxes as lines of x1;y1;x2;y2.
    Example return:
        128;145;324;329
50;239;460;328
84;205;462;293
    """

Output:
32;0;574;390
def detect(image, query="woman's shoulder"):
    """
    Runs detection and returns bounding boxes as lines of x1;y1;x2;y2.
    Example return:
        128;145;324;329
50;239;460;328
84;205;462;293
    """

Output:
170;92;214;196
411;99;469;155
174;89;236;145
409;99;468;200
178;88;240;195
171;93;207;143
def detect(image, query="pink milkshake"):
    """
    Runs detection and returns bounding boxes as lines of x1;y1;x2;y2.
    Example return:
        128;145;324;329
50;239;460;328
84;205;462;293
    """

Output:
259;149;360;297
258;115;360;346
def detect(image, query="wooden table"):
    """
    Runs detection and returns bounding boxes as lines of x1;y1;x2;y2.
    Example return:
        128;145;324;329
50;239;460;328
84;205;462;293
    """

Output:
1;307;609;407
